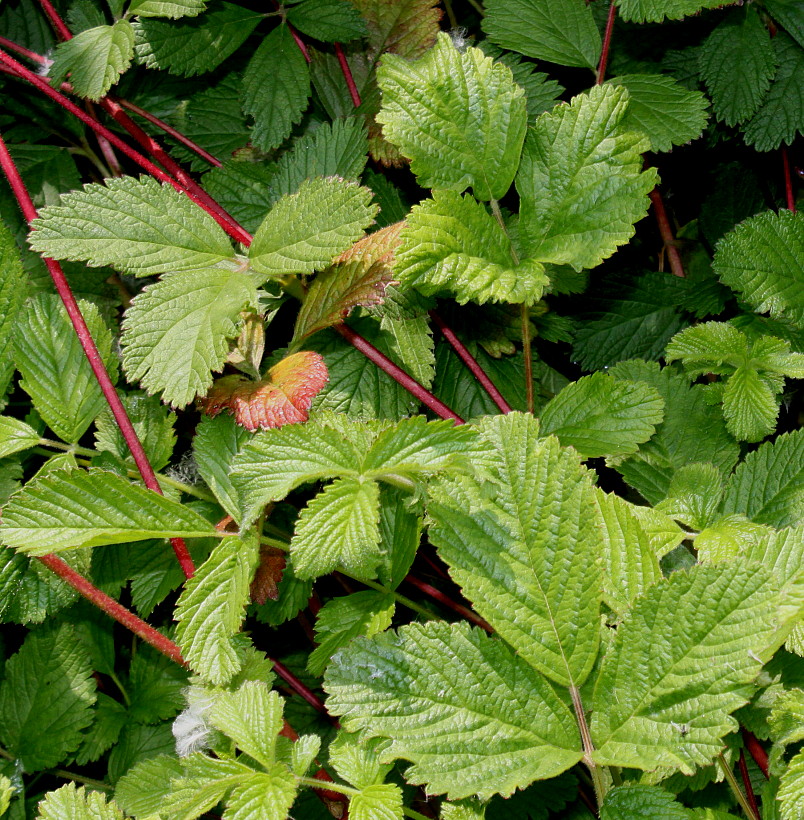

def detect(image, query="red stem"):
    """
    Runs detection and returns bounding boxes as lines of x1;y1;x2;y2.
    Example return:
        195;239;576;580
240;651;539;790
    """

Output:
404;574;493;632
596;1;617;84
742;729;770;779
37;0;72;40
334;323;464;423
0;34;46;62
429;310;512;414
38;554;186;664
335;42;361;107
0;133;196;578
648;185;686;278
288;24;311;63
782;146;797;212
738;750;760;818
272;659;334;719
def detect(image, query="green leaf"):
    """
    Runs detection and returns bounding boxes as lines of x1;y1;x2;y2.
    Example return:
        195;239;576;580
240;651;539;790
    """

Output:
600;784;689;820
590;563;782;772
133;3;261;76
308;590;395;676
607;73;709;152
0;416;40;458
0;468;217;555
165;754;248;819
763;0;804;50
324;621;582;800
352;0;440;62
744;34;804;152
49;21;134;101
128;645;188;724
241;23;310;151
0;625;95;770
129;0;205;19
121;268;257;408
349;784;404;820
249;177;377;282
722;365;780;442
328;731;393;790
482;0;601;69
175;534;259;685
657;463;724;530
14;294;116;443
114;755;184;818
780;750;804;820
29;175;235;276
540;373;664;459
722;428;804;528
616;0;739;23
516;84;657;271
37;784;125;820
292;477;381;580
394;191;548;305
224;767;298;820
428;413;601;688
376;33;527;201
286;0;367;42
0;222;27;405
376;485;422;588
699;7;776;126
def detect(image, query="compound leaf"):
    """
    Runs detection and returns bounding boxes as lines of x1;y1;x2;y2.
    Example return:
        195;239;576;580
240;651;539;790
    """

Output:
324;621;582;800
224;767;298;820
37;784;125;820
516;84;657;271
376;33;527;201
0;469;217;555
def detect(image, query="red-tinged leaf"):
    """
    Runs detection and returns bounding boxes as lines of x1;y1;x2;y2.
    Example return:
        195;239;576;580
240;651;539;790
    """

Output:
251;546;286;604
335;221;404;266
353;0;442;64
199;351;329;430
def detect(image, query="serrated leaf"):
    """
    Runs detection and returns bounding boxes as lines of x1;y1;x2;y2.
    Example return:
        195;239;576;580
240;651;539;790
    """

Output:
722;428;804;528
128;645;188;724
129;0;205;19
175;534;258;685
377;33;527;201
199;351;329;430
394;190;548;305
722;365;780;442
114;755;184;818
49;20;134;101
428;413;601;688
780;750;804;820
516;84;657;271
376;484;422;588
324;621;582;800
617;0;739;23
482;0;601;69
657;463;724;530
0;625;95;770
590;563;782;772
292;477;381;580
600;784;689;820
286;0;367;42
328;731;393;790
74;693;128;765
0;417;40;458
489;48;565;123
744;34;804;152
353;0;440;62
241;23;310;151
121;268;257;408
166;754;248;819
0;220;27;404
224;767;298;820
540;372;664;459
699;7;776;126
133;3;261;76
14;294;116;443
0;468;217;555
29;176;235;276
37;784;125;820
308;590;394;676
249;177;377;281
715;209;804;329
349;784;404;820
763;0;804;50
607;73;709;151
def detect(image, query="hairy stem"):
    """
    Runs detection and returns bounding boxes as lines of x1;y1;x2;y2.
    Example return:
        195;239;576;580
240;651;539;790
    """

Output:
570;685;607;807
596;2;617;84
334;42;361;107
648;183;686;278
782;146;797;213
0;134;196;577
718;753;760;820
36;0;71;40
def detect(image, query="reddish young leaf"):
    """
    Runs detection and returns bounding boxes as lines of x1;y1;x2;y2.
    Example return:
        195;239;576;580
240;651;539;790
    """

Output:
199;351;329;430
250;545;286;604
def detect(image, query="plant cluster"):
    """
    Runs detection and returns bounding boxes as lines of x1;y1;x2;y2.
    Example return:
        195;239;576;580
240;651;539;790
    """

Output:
0;0;802;818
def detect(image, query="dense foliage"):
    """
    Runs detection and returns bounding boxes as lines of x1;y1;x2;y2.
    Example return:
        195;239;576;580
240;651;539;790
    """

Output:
0;0;802;817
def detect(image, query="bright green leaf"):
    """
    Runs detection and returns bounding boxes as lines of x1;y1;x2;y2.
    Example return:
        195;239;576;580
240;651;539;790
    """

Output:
656;463;724;530
616;0;739;23
129;0;205;19
722;365;780;442
349;783;404;820
37;783;125;820
114;755;184;818
0;416;40;458
224;766;298;820
600;784;689;820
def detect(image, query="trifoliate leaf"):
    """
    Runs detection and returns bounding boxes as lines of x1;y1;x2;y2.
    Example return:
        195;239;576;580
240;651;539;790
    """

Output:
0;469;217;555
14;294;116;443
292;477;381;580
133;3;261;76
744;34;804;152
0;416;40;458
286;0;367;42
241;23;310;152
353;0;441;63
49;20;134;101
590;563;782;772
308;590;395;676
29;176;235;276
722;428;804;528
600;784;689;820
128;0;205;19
199;351;329;430
616;0;739;23
428;413;601;688
121;268;257;408
223;767;298;820
324;621;583;800
37;784;125;820
516;84;657;271
699;7;776;126
376;33;527;201
249;177;377;281
607;73;709;151
394;191;548;305
349;784;404;820
0;625;95;770
174;534;259;685
482;0;601;69
540;373;664;459
714;209;804;330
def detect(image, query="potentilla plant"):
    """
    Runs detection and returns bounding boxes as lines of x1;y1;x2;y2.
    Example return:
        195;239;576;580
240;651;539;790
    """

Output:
0;0;802;818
